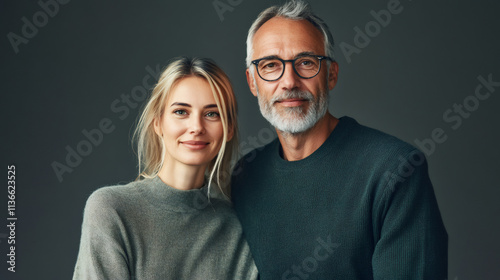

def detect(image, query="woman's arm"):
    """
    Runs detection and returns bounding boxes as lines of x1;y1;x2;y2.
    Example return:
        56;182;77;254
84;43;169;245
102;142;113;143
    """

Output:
73;188;131;280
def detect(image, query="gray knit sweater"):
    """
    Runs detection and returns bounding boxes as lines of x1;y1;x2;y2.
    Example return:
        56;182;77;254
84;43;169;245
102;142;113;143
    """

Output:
73;176;258;280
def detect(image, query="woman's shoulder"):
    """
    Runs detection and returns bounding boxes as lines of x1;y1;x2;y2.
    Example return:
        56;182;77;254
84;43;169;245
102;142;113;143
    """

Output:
84;178;152;214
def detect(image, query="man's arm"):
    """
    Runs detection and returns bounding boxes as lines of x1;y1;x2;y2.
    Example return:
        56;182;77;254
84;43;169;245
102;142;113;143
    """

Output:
372;150;448;279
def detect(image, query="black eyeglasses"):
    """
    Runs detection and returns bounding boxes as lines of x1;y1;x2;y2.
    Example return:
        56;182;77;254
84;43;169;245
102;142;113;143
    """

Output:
251;55;333;82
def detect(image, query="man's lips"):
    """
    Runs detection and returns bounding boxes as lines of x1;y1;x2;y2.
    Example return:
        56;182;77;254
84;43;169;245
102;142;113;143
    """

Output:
181;141;209;150
275;98;308;107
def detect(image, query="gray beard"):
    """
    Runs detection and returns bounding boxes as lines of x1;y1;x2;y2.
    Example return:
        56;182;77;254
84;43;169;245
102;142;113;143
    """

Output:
257;88;329;135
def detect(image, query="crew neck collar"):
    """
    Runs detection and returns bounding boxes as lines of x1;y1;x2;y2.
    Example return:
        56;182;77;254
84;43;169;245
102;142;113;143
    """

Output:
139;176;218;213
272;116;354;169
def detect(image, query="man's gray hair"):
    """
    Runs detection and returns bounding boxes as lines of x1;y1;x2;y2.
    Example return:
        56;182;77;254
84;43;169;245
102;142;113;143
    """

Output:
245;0;335;68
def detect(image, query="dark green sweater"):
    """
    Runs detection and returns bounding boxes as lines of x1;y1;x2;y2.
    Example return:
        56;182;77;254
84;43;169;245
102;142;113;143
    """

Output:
232;116;447;280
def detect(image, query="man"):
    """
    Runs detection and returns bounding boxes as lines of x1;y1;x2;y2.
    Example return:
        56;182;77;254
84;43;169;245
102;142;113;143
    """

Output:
231;1;448;279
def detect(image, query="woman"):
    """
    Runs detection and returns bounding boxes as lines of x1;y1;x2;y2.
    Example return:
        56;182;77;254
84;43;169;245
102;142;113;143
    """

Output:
73;57;258;279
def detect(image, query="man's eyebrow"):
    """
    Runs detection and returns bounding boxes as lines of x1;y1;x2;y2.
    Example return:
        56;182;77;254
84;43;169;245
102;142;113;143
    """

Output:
170;102;218;109
295;51;316;57
257;55;280;60
256;52;317;60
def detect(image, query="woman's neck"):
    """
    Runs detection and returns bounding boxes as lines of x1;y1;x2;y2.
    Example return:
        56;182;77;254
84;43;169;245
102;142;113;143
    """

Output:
157;161;207;191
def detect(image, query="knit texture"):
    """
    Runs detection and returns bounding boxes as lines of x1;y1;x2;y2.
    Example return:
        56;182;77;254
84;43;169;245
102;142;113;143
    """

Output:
73;176;258;280
232;116;447;280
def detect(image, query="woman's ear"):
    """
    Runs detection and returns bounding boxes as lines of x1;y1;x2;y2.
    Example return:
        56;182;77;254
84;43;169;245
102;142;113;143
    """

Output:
226;123;234;142
153;117;162;137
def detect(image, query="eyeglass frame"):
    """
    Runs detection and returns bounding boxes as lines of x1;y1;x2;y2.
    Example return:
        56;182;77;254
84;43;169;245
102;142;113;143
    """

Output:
251;54;334;82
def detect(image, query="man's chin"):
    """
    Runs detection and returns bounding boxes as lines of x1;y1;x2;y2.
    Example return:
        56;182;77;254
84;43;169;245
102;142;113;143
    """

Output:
276;124;311;135
274;106;308;117
268;115;314;135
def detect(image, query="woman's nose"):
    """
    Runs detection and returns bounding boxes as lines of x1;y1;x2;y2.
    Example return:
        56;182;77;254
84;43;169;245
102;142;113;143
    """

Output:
189;115;205;135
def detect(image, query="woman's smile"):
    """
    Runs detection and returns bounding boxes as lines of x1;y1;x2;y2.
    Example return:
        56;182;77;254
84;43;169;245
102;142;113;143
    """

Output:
181;140;210;150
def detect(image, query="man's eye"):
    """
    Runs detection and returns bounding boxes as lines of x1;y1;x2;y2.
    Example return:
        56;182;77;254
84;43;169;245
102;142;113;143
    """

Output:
297;59;315;66
264;62;276;68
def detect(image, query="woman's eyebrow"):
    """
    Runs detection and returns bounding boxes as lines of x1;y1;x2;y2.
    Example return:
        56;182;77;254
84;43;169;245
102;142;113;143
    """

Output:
170;102;190;107
170;102;218;109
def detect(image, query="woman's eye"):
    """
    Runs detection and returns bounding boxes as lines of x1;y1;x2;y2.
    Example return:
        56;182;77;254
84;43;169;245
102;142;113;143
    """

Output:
174;110;187;115
205;111;220;118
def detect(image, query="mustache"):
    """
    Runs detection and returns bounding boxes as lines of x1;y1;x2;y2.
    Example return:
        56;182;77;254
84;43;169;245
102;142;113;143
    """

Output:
270;90;314;103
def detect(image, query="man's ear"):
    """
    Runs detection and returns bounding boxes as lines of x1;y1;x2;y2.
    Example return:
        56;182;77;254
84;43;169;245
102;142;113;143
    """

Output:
246;68;258;97
327;61;339;91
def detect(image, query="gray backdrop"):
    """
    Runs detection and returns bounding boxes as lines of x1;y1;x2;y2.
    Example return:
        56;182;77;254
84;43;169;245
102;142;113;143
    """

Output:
1;0;499;279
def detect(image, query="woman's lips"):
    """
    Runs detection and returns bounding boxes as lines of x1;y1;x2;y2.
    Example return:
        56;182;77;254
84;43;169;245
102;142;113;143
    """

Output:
181;141;209;150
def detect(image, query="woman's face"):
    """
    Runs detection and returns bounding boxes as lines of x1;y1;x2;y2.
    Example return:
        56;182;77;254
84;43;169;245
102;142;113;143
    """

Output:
154;76;228;169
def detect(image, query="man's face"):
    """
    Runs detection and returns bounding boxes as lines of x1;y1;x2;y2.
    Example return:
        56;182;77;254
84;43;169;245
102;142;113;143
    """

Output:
246;17;339;134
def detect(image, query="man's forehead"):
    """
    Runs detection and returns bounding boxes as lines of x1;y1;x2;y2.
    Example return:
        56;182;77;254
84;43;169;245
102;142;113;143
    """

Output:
252;17;325;59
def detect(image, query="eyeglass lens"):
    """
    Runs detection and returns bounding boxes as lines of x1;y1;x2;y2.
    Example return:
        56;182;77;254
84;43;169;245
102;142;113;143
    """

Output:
257;56;321;80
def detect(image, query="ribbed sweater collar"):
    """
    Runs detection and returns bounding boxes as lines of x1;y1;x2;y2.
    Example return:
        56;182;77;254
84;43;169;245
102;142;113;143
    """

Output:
272;116;354;170
139;176;214;213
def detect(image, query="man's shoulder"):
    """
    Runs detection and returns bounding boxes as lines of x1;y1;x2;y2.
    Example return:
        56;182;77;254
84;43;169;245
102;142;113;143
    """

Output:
232;117;424;177
237;137;279;165
341;116;419;158
231;137;278;184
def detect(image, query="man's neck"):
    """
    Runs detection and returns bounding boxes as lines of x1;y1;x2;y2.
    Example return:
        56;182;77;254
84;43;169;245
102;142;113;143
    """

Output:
277;113;339;161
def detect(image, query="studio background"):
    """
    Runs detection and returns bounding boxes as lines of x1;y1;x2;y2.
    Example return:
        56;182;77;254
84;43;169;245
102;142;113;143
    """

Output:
1;0;499;279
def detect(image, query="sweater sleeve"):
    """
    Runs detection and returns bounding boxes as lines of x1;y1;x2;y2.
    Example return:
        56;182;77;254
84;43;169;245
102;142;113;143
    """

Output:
372;150;448;280
73;188;131;280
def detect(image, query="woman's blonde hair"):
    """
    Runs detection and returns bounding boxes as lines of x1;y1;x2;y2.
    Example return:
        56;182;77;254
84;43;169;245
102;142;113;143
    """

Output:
132;57;238;197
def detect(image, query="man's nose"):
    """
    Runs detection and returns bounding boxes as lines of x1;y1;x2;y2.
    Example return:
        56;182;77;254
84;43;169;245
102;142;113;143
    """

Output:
280;61;301;91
